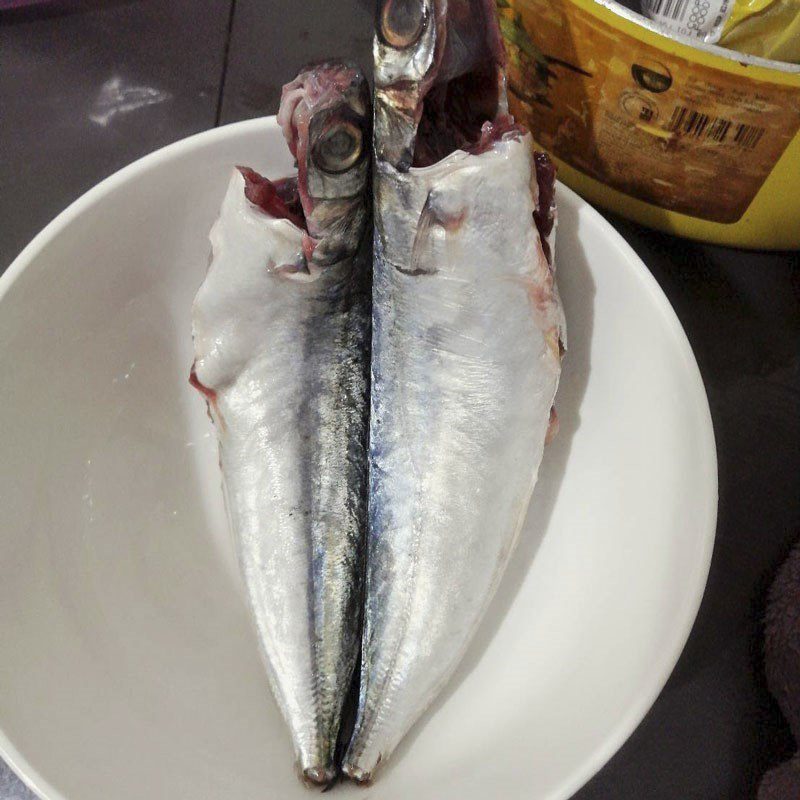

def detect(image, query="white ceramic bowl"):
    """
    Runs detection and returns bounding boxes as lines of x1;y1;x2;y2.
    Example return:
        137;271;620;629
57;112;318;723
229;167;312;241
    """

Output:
0;118;717;800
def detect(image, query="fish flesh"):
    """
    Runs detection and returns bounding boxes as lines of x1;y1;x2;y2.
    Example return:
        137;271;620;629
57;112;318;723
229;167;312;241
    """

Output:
191;62;371;786
342;0;565;782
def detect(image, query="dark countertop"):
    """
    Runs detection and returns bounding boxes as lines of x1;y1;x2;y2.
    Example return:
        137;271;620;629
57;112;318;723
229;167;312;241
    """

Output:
1;2;798;798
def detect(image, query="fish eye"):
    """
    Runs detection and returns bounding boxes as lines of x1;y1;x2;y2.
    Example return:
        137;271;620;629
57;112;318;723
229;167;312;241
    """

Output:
312;121;364;174
380;0;426;49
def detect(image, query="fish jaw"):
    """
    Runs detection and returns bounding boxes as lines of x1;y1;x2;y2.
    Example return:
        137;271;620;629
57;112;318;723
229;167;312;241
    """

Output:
342;133;563;780
192;168;370;784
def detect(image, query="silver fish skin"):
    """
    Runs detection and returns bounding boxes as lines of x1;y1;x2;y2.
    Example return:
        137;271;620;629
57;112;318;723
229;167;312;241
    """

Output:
342;0;565;783
191;63;371;787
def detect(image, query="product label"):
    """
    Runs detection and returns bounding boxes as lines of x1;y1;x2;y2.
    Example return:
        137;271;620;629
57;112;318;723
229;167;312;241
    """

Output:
641;0;732;43
499;0;800;223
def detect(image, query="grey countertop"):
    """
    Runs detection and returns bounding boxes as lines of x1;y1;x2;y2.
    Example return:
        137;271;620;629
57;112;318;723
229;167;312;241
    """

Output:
1;1;799;798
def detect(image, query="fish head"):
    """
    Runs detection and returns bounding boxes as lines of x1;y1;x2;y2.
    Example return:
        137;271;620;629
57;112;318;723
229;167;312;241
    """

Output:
374;0;437;168
277;61;371;268
375;0;508;170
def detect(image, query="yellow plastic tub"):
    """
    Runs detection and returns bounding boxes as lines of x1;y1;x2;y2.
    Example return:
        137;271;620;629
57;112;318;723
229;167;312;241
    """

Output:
498;0;800;248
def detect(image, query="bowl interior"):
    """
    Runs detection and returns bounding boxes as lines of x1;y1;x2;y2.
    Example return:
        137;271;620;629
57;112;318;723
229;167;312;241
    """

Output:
0;119;716;800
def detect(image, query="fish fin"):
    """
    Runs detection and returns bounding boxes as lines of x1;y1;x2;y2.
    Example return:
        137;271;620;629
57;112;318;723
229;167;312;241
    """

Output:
267;254;324;283
403;192;438;276
397;190;466;276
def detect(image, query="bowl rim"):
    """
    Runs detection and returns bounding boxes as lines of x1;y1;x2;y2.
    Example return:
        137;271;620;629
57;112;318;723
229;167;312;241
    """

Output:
0;116;718;800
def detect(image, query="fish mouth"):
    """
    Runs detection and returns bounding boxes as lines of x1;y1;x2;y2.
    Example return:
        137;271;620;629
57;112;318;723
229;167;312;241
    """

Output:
340;761;373;785
412;66;508;167
376;0;523;170
411;0;509;168
301;764;338;788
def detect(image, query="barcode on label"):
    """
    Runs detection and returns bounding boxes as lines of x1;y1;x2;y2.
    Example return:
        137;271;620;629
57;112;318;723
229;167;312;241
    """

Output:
641;0;731;40
644;0;691;21
667;105;766;149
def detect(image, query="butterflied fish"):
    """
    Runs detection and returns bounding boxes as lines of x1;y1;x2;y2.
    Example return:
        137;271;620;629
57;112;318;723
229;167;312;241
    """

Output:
191;62;371;787
342;0;565;782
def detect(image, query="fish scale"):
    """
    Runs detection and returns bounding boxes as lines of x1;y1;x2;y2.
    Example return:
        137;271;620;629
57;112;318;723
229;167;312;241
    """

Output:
191;63;371;787
342;0;565;783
